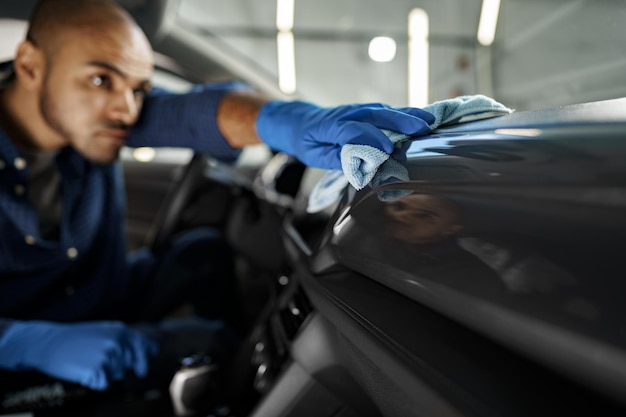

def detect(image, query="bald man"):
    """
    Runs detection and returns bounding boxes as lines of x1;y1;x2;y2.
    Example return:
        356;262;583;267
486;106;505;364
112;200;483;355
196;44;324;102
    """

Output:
0;0;435;391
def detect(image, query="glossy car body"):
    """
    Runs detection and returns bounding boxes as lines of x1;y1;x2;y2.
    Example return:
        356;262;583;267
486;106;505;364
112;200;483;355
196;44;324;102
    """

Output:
277;98;626;416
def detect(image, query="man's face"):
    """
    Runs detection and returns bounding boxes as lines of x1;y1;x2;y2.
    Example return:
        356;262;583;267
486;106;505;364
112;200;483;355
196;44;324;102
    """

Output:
39;24;154;164
384;194;462;245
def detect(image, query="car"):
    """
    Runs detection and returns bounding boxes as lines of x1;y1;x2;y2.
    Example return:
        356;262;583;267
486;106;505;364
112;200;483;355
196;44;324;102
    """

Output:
1;1;626;416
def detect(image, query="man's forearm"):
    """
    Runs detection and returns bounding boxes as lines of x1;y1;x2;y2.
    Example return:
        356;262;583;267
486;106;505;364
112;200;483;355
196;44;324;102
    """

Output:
216;90;270;148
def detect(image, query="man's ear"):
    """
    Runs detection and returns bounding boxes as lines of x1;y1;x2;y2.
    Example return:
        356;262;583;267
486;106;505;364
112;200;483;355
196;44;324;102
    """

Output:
14;40;45;90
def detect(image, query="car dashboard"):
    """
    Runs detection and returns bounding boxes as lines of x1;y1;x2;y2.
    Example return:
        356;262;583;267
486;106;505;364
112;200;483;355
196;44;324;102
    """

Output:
237;97;626;417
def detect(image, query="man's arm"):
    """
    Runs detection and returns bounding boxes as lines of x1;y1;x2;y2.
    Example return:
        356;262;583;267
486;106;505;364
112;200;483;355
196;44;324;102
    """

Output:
128;83;248;162
130;82;436;169
216;89;437;170
216;90;267;148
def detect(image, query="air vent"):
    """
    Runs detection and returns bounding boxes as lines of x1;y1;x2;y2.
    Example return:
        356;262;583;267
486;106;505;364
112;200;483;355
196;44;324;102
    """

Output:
279;287;313;340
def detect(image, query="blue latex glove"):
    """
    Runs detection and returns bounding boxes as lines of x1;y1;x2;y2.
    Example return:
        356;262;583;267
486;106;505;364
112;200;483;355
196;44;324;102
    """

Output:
0;321;159;391
256;101;435;170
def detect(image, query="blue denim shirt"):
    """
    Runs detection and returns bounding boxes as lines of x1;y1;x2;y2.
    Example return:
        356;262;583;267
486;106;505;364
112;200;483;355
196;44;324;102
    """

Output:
0;72;243;324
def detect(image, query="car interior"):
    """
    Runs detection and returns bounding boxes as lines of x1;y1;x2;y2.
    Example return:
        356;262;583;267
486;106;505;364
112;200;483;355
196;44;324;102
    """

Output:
1;1;626;416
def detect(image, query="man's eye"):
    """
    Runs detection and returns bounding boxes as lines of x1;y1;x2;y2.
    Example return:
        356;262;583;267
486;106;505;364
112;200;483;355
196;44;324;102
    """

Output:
133;88;147;98
90;75;109;87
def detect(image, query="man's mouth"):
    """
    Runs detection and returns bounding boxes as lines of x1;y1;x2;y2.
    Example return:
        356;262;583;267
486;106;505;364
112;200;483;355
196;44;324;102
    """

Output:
99;128;130;143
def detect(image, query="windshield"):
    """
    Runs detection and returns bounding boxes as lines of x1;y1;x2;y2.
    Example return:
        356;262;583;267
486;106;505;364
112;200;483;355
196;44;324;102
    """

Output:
177;0;626;111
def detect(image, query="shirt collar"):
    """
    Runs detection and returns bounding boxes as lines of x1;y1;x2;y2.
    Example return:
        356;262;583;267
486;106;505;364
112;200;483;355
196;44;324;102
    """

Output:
0;126;22;169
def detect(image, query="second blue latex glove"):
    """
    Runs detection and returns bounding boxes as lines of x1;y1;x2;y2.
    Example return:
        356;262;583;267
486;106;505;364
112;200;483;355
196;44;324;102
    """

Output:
0;321;159;391
256;101;435;170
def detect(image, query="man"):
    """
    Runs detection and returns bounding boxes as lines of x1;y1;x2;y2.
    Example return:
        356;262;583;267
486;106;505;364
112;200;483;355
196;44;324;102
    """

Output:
0;0;435;392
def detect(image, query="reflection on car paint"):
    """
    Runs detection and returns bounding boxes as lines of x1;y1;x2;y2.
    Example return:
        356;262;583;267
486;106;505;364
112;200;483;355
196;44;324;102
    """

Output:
330;122;626;361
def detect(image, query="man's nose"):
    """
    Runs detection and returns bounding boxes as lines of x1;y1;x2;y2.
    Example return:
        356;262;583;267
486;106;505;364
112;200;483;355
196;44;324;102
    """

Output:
110;89;139;124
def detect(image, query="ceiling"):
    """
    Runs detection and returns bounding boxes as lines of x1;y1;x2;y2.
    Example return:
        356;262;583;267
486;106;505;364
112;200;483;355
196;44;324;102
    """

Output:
0;0;624;111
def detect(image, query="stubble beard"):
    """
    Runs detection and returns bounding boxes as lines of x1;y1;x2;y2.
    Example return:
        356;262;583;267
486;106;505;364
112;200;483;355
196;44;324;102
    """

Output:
39;79;121;164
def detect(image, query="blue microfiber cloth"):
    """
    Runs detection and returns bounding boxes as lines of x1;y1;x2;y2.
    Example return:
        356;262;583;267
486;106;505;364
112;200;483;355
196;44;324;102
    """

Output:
307;95;513;213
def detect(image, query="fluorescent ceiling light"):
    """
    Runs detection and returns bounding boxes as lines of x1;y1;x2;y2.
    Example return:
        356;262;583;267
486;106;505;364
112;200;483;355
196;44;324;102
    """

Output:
495;128;543;137
408;8;429;107
277;31;296;94
276;0;295;31
368;36;397;62
477;0;501;46
276;0;296;94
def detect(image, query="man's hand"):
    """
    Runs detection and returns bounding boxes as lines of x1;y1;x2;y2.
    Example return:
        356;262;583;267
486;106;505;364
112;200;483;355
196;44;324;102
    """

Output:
256;101;435;170
0;321;158;391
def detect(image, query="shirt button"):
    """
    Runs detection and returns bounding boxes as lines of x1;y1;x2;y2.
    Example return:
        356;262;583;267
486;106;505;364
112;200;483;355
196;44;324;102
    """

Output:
14;185;25;195
24;235;36;245
67;247;78;259
65;286;76;296
14;157;26;170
